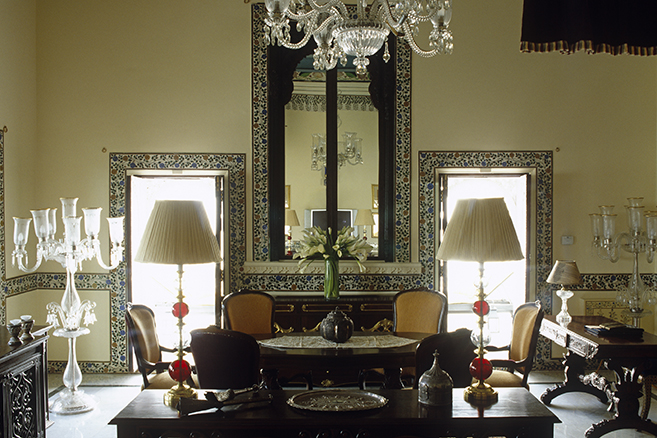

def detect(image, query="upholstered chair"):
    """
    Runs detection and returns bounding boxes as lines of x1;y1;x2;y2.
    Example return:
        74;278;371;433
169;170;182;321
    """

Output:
360;288;448;389
190;326;261;389
222;289;313;389
125;303;196;390
414;328;477;388
485;301;544;389
222;290;276;334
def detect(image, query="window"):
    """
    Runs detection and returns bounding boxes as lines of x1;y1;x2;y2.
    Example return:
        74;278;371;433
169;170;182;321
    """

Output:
439;172;530;346
129;173;225;347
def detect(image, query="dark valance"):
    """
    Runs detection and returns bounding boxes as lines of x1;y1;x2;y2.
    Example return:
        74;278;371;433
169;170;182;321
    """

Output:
520;0;657;55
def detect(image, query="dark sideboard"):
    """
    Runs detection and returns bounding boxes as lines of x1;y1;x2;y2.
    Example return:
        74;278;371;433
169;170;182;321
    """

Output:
0;325;50;438
272;293;395;333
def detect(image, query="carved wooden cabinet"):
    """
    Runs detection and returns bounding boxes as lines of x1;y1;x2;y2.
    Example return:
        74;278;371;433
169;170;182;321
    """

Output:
273;293;395;333
0;327;49;438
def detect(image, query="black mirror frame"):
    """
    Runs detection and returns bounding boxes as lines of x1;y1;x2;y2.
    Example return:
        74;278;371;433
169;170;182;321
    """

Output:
250;3;412;264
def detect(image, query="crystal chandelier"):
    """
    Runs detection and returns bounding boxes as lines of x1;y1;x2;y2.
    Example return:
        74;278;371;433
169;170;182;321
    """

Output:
311;131;364;171
264;0;453;76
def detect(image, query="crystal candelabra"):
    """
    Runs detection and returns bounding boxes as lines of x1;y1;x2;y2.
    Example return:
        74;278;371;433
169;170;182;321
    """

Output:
590;197;657;326
12;197;124;414
311;131;363;172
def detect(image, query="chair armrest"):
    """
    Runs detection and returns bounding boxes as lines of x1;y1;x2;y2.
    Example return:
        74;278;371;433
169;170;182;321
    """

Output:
486;344;510;352
160;345;178;354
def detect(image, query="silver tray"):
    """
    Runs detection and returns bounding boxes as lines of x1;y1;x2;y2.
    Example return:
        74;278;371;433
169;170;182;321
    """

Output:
287;389;388;412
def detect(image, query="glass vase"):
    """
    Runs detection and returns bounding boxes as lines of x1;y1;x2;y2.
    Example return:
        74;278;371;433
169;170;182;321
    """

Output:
324;258;339;301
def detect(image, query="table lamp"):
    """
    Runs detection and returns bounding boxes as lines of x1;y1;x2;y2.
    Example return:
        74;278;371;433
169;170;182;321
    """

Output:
354;209;376;240
436;198;523;405
285;209;300;255
135;200;222;407
547;260;581;325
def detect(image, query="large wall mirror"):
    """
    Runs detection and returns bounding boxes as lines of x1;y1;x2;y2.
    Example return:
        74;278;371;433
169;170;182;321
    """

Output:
250;3;412;265
267;34;397;262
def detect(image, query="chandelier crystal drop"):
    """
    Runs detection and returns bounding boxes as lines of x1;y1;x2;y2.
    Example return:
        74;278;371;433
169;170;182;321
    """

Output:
264;0;453;74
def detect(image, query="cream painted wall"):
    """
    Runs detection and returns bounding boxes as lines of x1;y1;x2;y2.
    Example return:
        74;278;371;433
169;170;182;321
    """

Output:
1;0;37;280
410;0;657;276
6;289;111;361
3;1;657;362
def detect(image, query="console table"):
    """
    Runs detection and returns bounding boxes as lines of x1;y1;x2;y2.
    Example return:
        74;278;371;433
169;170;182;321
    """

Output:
110;388;559;438
539;315;657;437
0;325;50;438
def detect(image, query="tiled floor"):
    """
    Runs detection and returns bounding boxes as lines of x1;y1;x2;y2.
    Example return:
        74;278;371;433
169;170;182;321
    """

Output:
46;371;657;437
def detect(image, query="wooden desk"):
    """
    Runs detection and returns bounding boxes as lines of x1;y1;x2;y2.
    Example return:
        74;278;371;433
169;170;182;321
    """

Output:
256;331;426;389
110;388;560;438
539;315;657;437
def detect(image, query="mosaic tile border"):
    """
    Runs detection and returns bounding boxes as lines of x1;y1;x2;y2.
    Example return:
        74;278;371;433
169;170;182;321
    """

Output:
251;3;412;263
417;150;560;369
105;152;247;373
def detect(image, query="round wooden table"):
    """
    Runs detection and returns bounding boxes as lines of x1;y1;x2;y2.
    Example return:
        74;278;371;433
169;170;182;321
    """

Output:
254;331;430;389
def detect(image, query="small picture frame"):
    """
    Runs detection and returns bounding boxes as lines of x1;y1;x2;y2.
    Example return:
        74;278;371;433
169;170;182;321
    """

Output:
285;185;291;209
372;184;379;210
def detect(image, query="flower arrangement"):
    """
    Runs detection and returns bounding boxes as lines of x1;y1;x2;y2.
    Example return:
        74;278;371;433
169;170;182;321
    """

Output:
294;226;373;300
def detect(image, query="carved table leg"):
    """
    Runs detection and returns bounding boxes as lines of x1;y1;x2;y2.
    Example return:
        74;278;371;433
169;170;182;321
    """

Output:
585;359;657;438
541;351;609;406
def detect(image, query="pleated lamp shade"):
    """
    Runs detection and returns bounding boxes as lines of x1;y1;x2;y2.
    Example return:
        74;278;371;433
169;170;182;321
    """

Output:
285;209;300;226
436;198;524;262
547;260;582;285
135;200;222;265
354;209;376;226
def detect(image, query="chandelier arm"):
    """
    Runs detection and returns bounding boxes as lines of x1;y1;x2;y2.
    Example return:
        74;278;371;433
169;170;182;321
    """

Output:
401;22;440;57
305;0;349;18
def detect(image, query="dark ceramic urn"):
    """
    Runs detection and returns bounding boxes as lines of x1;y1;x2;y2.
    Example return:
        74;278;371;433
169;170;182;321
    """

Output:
320;307;354;343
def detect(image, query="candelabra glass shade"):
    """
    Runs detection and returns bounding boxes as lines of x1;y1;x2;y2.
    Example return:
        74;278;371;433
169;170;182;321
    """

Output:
107;217;125;246
285;209;300;227
436;198;524;263
63;216;82;246
135;200;222;265
82;207;103;238
436;198;523;405
13;217;31;246
646;213;657;240
354;209;376;226
31;209;50;241
334;19;390;76
60;197;78;217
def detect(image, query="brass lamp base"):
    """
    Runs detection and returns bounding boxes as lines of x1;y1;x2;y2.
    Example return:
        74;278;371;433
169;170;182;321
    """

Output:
464;381;498;405
163;383;197;408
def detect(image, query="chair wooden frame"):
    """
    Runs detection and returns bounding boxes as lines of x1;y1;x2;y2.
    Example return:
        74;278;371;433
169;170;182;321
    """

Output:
125;303;179;389
487;300;544;389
